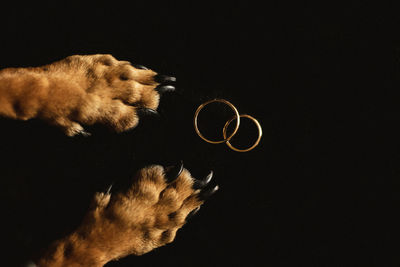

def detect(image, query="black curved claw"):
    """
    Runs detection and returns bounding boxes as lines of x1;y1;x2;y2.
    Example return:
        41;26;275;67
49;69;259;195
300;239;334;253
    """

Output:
186;206;201;221
193;171;213;189
133;64;149;70
154;74;177;83
155;85;176;94
137;108;159;117
165;160;184;182
199;185;219;201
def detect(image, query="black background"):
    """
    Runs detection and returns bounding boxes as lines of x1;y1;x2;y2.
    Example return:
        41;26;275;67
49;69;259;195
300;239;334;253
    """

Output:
1;2;400;267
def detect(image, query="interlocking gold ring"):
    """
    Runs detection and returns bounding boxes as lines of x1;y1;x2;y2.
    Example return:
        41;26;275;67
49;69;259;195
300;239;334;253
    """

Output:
222;114;262;152
193;99;241;144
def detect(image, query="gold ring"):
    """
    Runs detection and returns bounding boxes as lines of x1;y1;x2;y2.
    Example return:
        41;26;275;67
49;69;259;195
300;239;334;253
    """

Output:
194;99;241;144
222;114;262;152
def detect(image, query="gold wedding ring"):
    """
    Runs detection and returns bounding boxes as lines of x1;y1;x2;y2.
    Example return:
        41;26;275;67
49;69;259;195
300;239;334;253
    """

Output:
223;114;263;152
194;99;240;144
194;99;262;152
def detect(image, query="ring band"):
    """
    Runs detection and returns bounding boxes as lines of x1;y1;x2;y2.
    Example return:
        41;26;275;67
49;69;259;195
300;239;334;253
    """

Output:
193;99;241;144
222;114;263;152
